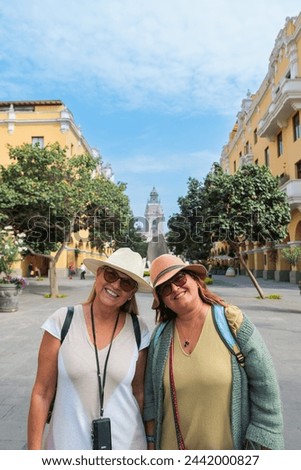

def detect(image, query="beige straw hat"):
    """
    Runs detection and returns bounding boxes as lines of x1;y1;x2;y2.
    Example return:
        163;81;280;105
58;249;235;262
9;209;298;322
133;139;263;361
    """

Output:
84;248;152;293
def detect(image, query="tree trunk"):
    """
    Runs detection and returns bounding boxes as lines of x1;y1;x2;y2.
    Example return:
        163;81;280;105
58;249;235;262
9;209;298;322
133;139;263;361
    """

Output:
238;252;265;299
49;243;68;298
27;245;65;298
49;259;60;298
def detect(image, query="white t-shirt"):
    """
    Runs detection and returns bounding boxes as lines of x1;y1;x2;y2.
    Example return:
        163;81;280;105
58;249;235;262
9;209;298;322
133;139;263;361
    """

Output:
42;304;150;450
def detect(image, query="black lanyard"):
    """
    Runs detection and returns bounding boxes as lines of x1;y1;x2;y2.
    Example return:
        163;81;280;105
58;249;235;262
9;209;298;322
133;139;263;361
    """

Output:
90;304;120;418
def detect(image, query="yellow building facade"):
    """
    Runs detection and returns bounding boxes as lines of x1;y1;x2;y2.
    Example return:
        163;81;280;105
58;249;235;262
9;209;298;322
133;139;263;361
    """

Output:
220;13;301;283
0;100;111;278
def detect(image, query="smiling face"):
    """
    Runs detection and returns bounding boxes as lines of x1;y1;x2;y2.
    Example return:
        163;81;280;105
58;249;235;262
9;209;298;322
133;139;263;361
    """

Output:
158;271;201;315
94;267;137;310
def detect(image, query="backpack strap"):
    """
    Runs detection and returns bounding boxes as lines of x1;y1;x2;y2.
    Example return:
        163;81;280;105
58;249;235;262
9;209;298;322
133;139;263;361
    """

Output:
212;304;245;367
131;313;141;349
61;306;74;343
60;308;141;348
46;306;74;424
154;320;170;348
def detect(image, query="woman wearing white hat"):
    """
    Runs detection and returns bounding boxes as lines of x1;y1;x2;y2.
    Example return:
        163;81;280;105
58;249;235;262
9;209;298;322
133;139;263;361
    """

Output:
27;248;152;450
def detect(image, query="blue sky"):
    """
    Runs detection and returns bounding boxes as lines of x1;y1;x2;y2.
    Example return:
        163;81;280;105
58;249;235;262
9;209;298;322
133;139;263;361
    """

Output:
1;0;301;227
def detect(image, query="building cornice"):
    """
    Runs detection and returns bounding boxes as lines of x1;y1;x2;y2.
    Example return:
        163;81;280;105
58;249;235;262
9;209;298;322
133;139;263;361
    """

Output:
221;13;301;161
0;100;63;107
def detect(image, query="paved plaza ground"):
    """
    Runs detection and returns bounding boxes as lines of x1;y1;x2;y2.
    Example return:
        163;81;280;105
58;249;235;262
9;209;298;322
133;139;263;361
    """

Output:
0;273;300;450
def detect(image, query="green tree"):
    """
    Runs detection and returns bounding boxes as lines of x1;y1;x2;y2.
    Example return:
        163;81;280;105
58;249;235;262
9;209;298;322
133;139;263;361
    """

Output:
281;246;301;266
0;143;139;296
204;163;291;297
166;177;211;262
167;163;291;297
84;179;147;257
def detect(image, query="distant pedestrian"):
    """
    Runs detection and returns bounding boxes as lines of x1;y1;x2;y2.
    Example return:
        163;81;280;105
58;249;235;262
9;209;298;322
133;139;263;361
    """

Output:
80;262;86;280
68;263;75;279
34;266;41;278
27;263;34;277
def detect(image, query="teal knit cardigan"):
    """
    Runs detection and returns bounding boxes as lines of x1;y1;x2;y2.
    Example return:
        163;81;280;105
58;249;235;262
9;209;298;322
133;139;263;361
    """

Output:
143;310;284;450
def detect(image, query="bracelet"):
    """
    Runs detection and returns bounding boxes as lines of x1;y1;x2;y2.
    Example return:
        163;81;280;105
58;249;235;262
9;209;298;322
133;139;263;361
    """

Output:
146;435;155;443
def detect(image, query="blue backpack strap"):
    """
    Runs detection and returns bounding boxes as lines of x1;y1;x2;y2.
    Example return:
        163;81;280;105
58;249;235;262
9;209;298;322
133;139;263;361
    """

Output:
212;304;245;367
154;320;170;348
61;306;74;343
131;313;141;349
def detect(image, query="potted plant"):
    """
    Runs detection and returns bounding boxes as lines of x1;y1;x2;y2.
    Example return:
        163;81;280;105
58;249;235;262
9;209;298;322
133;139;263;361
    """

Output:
0;226;27;312
281;246;301;285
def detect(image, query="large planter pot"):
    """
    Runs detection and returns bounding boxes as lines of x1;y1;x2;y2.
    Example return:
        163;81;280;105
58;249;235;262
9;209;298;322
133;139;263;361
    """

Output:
0;284;20;312
225;266;236;277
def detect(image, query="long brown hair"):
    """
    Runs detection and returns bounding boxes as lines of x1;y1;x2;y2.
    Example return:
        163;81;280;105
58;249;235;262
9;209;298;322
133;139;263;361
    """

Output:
155;270;226;323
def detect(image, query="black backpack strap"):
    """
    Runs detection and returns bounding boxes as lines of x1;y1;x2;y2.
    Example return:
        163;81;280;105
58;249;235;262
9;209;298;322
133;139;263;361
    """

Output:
61;306;74;343
131;313;141;349
47;306;74;424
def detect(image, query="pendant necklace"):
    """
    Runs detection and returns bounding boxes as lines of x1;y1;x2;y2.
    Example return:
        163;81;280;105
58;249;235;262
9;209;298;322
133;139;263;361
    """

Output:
176;314;200;349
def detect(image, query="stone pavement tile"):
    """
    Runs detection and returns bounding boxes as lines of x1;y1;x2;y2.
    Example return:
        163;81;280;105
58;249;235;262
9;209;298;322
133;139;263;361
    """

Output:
0;273;300;450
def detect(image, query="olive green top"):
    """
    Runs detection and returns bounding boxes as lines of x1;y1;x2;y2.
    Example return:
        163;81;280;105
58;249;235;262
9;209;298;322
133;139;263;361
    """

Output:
161;309;238;449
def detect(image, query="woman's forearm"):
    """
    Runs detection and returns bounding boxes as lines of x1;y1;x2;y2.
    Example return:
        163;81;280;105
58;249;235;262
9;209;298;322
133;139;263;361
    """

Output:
27;392;52;449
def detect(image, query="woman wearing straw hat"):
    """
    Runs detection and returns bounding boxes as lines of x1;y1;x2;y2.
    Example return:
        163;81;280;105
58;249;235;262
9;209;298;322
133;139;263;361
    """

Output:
143;254;284;450
28;248;152;450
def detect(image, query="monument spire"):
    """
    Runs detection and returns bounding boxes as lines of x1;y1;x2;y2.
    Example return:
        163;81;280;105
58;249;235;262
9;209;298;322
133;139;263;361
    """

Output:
143;187;168;263
143;186;164;239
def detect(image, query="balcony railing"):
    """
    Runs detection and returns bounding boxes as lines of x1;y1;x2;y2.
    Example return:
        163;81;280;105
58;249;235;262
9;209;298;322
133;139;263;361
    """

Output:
258;78;301;140
238;152;254;168
280;179;301;211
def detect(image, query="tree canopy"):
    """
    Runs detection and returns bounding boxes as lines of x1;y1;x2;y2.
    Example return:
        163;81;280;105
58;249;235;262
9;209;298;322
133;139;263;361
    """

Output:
166;163;291;259
166;177;210;261
0;143;98;253
0;143;146;294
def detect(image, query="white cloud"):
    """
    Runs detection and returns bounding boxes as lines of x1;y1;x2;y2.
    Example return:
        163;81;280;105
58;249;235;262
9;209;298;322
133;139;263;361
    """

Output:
1;0;300;114
116;149;218;174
